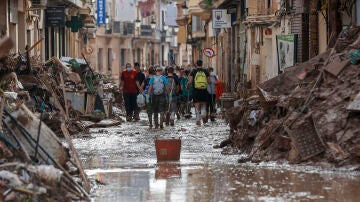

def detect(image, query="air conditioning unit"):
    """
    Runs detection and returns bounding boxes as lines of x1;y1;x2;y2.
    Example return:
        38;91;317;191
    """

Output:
31;0;47;8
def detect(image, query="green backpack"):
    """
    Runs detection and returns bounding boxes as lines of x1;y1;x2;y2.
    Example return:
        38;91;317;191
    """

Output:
194;70;207;89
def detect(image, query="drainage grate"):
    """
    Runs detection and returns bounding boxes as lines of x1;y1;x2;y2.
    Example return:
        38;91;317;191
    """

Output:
286;116;325;160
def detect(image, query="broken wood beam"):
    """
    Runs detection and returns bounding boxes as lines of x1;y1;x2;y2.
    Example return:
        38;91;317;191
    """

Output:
59;72;69;120
61;123;90;193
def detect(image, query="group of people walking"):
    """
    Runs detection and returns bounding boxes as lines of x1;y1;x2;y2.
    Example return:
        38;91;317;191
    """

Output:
120;59;223;128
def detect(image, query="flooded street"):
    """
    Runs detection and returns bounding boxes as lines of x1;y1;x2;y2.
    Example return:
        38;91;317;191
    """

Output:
73;113;360;202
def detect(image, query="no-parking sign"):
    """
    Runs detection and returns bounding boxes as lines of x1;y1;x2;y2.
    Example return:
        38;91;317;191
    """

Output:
203;48;216;58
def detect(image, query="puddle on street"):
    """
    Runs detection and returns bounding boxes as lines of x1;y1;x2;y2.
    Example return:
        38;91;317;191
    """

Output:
85;164;360;202
73;113;360;202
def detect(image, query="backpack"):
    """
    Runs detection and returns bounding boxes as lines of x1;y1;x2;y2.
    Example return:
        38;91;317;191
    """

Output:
167;76;177;94
152;75;165;95
194;70;207;89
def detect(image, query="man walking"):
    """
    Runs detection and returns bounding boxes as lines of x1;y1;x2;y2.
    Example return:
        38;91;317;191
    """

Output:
206;67;217;122
187;60;210;125
134;62;145;121
148;66;170;129
121;63;141;122
165;66;180;126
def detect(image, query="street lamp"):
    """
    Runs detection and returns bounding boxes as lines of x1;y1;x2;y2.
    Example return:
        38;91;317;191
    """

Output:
135;18;141;28
174;26;179;32
164;24;169;31
182;2;188;16
151;18;156;29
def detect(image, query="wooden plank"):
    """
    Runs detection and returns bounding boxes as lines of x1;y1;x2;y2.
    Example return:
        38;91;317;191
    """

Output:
61;123;90;193
0;96;4;131
347;92;360;112
0;37;14;58
5;104;68;166
85;94;95;114
324;57;350;77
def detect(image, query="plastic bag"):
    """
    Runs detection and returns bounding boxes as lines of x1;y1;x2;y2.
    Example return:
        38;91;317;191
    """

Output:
137;94;145;107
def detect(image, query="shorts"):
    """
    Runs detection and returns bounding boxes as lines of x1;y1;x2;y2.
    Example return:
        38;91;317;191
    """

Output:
192;89;208;103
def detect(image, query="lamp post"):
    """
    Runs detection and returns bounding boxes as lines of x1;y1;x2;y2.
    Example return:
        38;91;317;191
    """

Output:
164;24;169;31
151;18;156;29
182;2;188;17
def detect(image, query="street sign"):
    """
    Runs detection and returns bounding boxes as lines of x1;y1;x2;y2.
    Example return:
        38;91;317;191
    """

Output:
212;9;231;29
66;16;83;32
97;0;106;25
45;7;65;27
203;48;216;58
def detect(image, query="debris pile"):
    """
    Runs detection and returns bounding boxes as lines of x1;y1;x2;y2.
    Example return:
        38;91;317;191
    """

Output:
0;36;123;200
225;27;360;168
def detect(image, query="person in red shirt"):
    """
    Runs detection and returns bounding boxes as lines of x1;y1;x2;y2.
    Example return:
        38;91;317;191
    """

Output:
121;63;141;121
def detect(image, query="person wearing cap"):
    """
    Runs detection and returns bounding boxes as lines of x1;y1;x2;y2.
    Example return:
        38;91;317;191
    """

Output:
120;63;141;122
148;67;170;129
187;59;210;125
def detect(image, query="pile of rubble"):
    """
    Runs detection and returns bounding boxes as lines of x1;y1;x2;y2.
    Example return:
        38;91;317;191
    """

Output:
225;27;360;168
0;37;122;201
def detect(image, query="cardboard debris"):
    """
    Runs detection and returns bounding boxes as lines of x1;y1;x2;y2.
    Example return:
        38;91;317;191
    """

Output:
324;57;350;77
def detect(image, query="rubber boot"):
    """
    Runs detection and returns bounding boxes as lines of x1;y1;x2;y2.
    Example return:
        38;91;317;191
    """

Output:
154;113;159;129
165;112;170;126
195;109;201;126
148;113;153;128
200;105;207;119
160;112;165;129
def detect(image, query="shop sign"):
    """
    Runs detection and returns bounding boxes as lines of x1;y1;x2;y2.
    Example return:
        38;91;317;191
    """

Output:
212;9;231;29
97;0;106;25
45;7;65;27
276;34;298;73
203;48;216;58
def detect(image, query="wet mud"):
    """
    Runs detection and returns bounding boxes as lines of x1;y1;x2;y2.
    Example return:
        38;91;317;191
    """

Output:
73;112;360;202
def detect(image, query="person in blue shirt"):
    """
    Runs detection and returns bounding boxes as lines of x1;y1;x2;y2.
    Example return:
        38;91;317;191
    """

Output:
148;66;170;129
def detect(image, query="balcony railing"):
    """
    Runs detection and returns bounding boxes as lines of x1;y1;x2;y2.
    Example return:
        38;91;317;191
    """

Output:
247;8;278;16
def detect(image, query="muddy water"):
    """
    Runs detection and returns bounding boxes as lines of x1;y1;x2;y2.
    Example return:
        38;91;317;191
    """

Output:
73;113;360;202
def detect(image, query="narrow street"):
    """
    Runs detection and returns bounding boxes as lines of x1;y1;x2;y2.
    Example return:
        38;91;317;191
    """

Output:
73;113;360;202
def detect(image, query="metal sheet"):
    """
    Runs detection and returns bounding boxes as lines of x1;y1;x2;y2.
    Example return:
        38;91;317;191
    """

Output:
65;91;85;113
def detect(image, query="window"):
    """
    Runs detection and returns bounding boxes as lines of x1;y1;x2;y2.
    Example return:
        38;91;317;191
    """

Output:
98;48;103;72
192;16;204;33
121;49;125;66
108;48;112;71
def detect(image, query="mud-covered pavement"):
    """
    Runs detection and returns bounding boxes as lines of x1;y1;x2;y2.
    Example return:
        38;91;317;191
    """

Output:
73;113;360;202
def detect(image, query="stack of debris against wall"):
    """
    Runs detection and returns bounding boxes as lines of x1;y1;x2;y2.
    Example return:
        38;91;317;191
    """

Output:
0;37;93;201
226;27;360;167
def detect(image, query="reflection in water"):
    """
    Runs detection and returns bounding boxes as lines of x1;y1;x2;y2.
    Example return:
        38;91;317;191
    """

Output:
155;163;181;179
89;165;360;202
